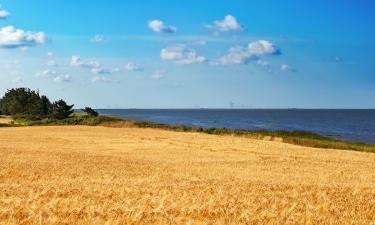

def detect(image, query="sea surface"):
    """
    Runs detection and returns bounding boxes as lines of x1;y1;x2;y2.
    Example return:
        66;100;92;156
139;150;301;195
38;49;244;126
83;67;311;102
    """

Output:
97;109;375;144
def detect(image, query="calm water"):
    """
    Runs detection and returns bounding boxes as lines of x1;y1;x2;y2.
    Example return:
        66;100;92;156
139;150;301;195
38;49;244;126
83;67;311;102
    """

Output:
97;109;375;144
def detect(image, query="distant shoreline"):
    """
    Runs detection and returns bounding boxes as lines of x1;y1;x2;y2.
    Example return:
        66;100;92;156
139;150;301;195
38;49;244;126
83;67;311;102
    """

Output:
2;113;374;153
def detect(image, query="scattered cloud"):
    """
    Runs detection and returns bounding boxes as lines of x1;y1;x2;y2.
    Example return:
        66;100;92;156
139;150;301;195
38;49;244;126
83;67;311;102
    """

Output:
0;8;10;19
54;74;71;82
333;56;343;62
214;40;281;65
70;55;122;76
35;70;56;78
0;26;47;48
91;67;120;75
207;15;243;33
45;52;58;67
148;20;177;34
256;59;270;67
91;34;105;43
161;45;206;65
248;40;281;55
281;64;297;72
91;76;112;82
151;70;164;80
47;60;58;67
70;55;100;68
124;62;142;72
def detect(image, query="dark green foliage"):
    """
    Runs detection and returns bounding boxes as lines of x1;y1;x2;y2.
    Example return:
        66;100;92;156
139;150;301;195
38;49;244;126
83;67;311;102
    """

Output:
82;107;99;117
0;88;75;121
0;88;52;119
15;115;120;127
50;100;74;120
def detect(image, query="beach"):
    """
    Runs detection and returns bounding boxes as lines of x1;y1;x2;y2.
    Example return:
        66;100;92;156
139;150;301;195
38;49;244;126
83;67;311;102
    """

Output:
0;125;374;224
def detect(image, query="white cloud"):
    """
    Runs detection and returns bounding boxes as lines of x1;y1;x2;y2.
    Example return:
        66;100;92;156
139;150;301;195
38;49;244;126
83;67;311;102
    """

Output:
47;60;58;67
148;20;177;34
91;67;120;75
248;40;280;55
214;40;281;65
256;59;270;67
70;55;100;68
161;45;206;65
35;70;56;78
151;70;164;80
54;74;71;82
91;76;111;82
281;64;296;72
0;9;10;19
207;15;243;32
91;34;105;43
47;52;54;57
214;46;255;65
124;62;142;72
0;26;47;48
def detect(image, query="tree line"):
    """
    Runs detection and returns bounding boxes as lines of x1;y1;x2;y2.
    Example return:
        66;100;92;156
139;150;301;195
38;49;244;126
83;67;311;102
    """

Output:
0;88;75;120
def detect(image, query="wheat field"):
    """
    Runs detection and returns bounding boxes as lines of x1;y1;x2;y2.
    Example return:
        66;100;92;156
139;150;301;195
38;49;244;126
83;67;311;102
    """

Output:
0;126;374;224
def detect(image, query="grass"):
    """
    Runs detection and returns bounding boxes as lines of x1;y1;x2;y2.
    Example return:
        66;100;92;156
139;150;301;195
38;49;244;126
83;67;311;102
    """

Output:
0;126;374;224
101;120;375;153
2;113;375;153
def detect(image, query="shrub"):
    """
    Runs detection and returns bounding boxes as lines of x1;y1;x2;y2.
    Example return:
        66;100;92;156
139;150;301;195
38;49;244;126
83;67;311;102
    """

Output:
82;107;99;117
50;100;74;120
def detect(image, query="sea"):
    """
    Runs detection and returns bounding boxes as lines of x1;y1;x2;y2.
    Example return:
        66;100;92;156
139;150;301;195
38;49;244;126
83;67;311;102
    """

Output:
97;109;375;144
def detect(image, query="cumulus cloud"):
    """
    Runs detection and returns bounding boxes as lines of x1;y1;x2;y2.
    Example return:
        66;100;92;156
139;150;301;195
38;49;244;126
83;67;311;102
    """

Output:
54;74;71;82
148;20;177;34
207;15;243;33
91;34;105;43
150;70;164;80
161;45;206;65
0;26;47;48
0;9;10;19
281;64;296;72
214;40;281;65
248;40;281;56
124;62;142;72
70;55;100;68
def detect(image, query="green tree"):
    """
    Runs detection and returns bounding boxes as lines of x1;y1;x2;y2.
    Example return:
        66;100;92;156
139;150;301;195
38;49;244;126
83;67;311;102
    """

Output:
0;88;52;119
51;100;74;120
82;107;99;117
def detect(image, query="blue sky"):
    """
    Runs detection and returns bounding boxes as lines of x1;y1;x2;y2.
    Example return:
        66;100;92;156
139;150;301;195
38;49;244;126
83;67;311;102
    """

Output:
0;0;374;108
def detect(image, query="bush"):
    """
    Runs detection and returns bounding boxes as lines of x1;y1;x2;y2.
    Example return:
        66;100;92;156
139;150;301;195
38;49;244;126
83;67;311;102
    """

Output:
50;100;74;120
82;107;99;117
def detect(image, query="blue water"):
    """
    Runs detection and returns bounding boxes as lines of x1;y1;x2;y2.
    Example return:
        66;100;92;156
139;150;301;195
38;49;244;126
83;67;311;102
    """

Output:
97;109;375;144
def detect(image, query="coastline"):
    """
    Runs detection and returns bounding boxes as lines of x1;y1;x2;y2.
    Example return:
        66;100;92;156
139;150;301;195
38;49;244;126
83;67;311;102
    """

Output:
1;114;374;153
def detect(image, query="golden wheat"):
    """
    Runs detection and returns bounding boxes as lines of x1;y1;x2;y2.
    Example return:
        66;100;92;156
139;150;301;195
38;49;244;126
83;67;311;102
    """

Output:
0;126;374;224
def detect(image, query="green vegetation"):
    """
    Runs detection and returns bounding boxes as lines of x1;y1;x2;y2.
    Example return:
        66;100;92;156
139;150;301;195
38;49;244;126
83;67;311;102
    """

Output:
1;88;374;153
101;120;375;153
82;107;99;117
14;113;120;126
0;88;74;120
